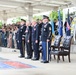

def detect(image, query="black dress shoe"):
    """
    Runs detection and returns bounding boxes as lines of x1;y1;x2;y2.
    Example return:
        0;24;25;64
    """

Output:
18;56;25;58
31;58;39;60
41;61;49;63
25;57;31;59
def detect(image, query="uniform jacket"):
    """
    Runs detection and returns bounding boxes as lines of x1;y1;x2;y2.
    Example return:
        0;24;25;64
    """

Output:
41;23;52;42
25;26;32;42
17;25;26;43
32;25;39;42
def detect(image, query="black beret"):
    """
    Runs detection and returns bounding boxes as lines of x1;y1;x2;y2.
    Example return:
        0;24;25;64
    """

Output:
21;19;26;22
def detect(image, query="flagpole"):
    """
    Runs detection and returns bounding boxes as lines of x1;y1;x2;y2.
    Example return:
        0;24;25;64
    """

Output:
58;6;60;11
58;7;60;36
63;9;66;37
67;5;75;41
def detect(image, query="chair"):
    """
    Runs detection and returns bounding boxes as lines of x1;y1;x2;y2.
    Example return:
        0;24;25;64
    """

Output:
50;35;61;62
50;36;72;63
59;36;72;63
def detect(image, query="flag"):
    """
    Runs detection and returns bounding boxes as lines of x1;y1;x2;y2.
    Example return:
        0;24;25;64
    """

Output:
66;9;71;36
50;20;54;35
66;22;70;30
50;11;54;35
58;10;63;36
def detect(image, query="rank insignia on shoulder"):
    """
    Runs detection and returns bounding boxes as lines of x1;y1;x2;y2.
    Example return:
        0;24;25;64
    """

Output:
49;27;51;30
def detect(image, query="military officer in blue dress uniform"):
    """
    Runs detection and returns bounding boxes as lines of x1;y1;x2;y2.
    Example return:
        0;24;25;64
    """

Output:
41;15;52;63
31;20;40;60
18;19;26;58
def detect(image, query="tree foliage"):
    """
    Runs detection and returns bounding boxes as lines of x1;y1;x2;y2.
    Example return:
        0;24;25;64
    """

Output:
12;17;22;23
33;15;42;20
49;10;63;20
0;21;3;28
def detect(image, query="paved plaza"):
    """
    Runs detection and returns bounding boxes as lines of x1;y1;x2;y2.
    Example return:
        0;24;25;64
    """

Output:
0;47;76;75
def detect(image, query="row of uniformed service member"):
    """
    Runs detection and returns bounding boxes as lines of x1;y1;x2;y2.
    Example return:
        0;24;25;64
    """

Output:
17;15;52;63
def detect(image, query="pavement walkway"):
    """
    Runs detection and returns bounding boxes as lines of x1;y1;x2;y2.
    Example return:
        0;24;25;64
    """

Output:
0;47;76;75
